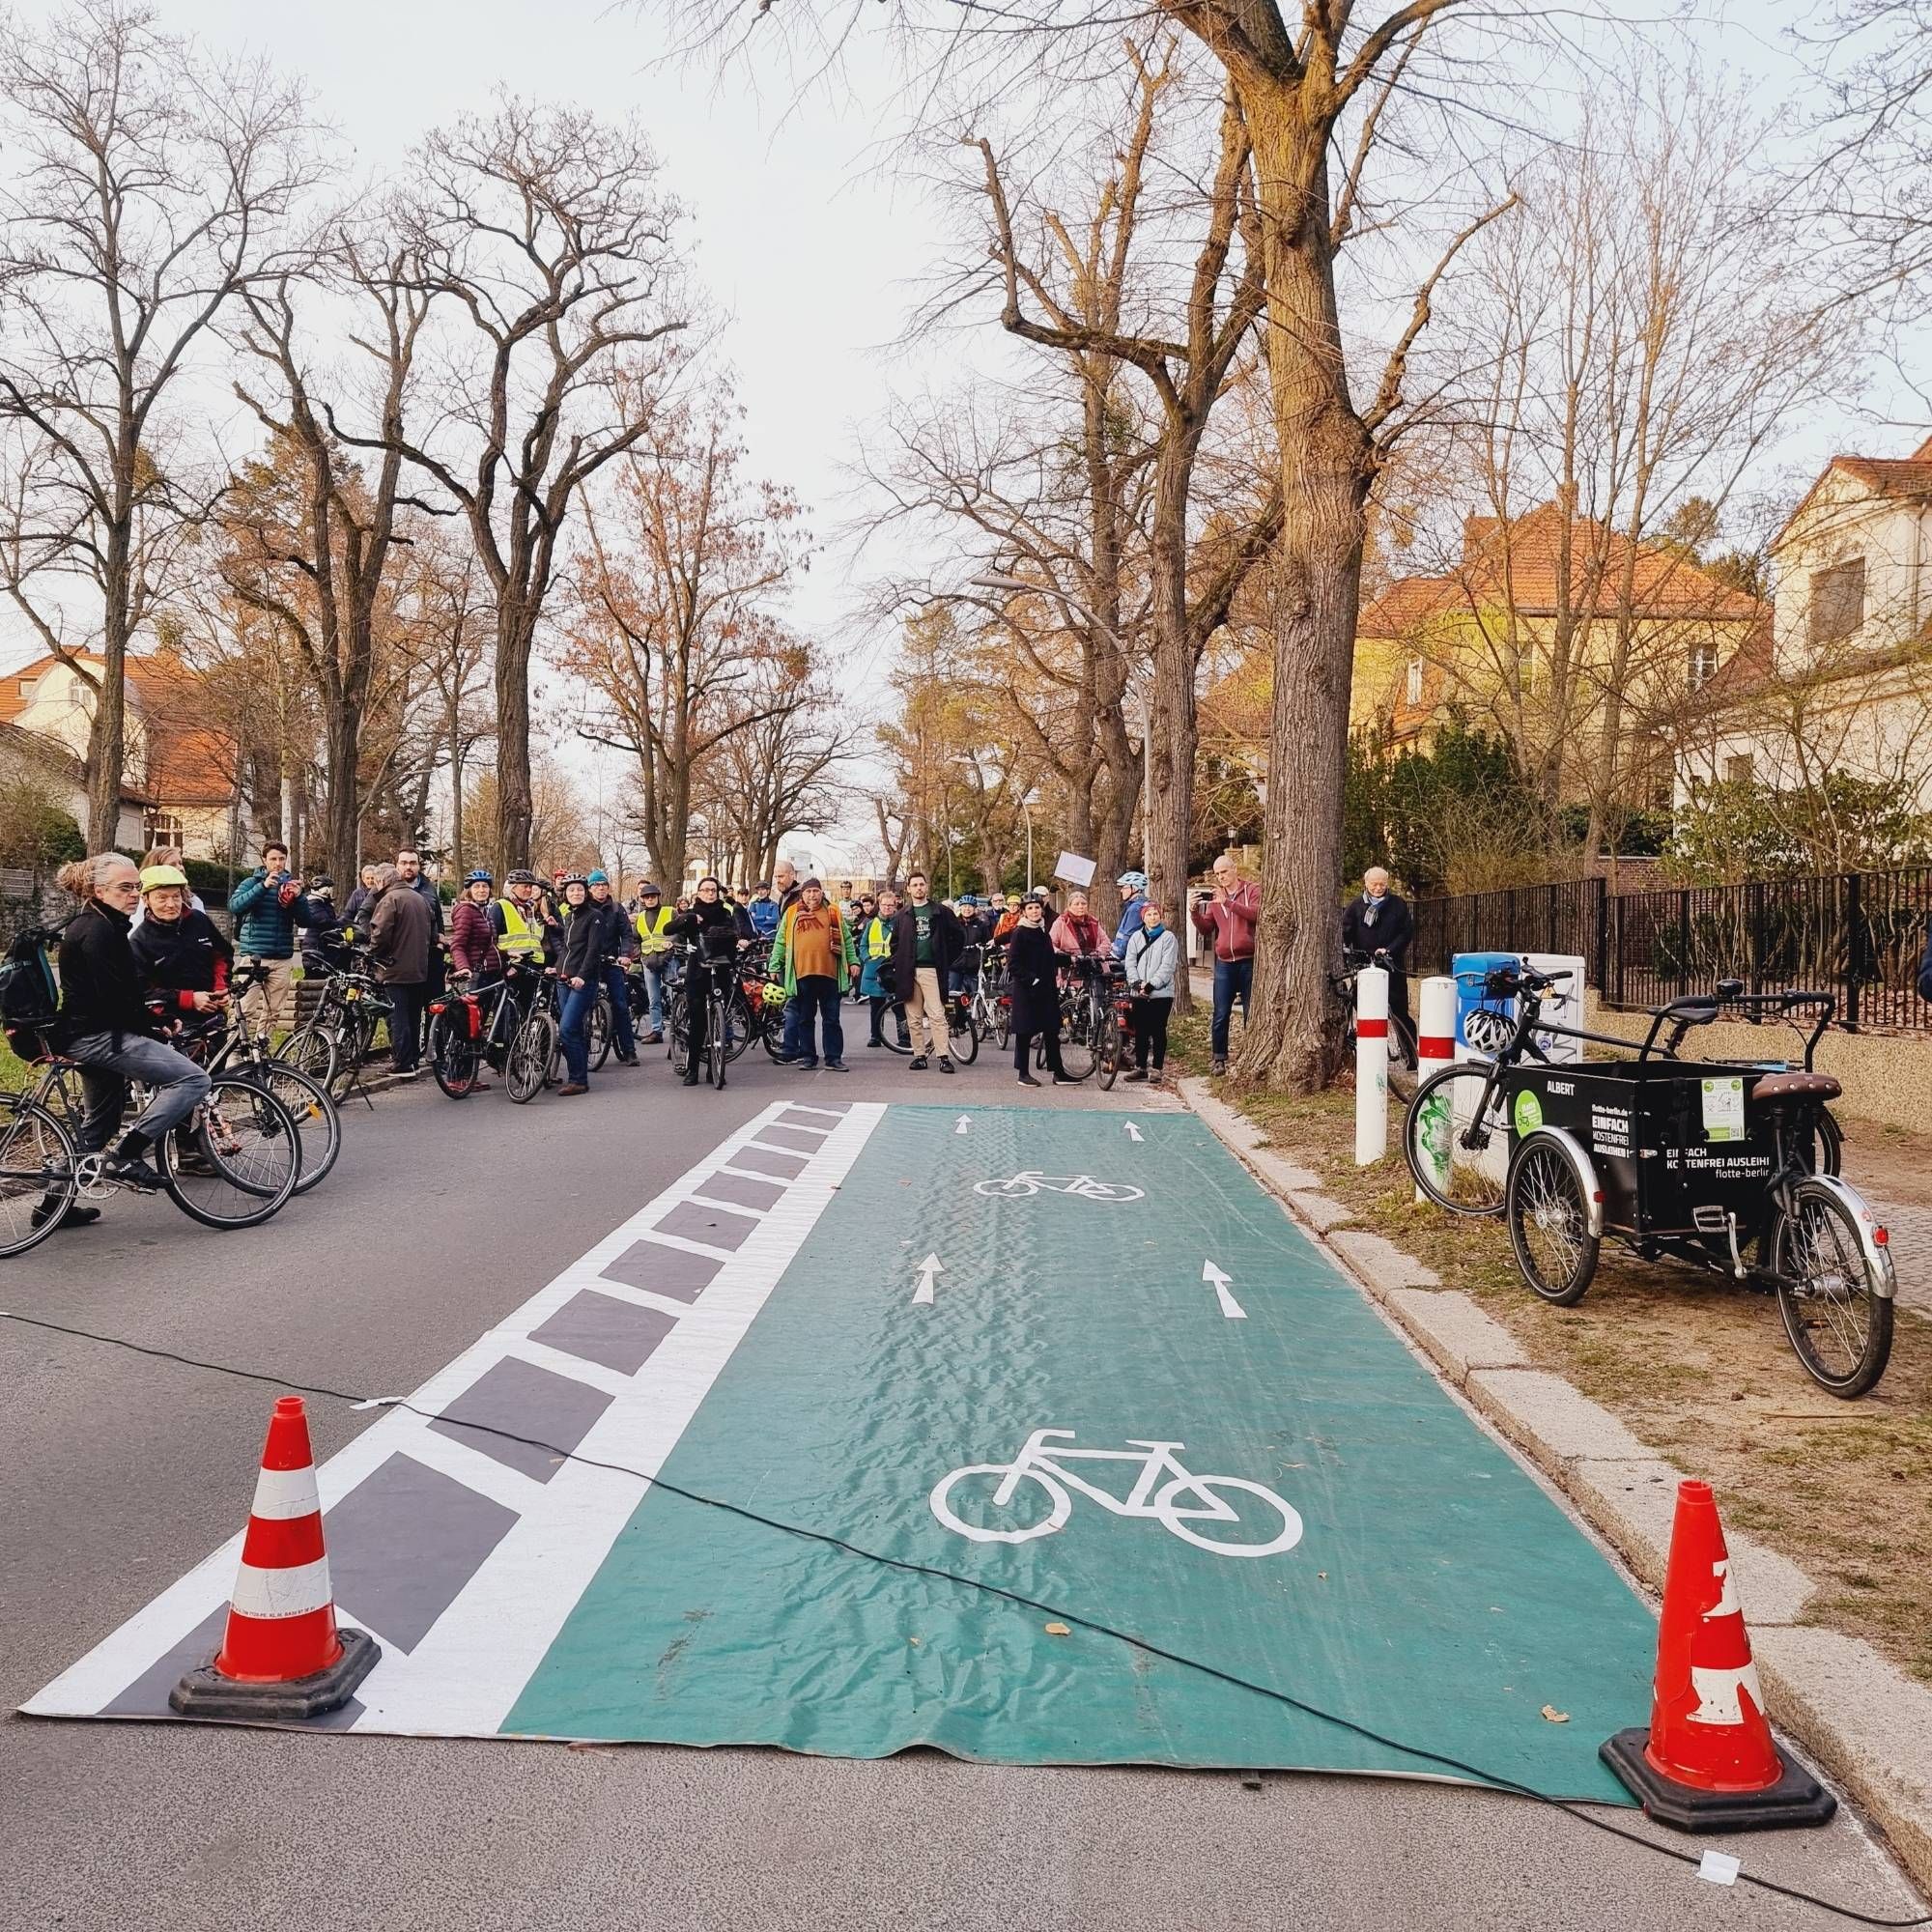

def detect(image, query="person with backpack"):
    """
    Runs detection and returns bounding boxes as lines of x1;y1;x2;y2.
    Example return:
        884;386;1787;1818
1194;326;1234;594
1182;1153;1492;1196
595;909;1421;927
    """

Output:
46;855;212;1193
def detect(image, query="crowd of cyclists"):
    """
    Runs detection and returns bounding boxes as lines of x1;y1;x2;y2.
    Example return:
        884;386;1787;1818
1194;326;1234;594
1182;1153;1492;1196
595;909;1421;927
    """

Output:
2;834;1435;1240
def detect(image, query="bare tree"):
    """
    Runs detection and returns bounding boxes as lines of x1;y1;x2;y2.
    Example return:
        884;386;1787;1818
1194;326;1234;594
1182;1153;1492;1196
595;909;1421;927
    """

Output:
355;98;690;868
220;244;432;880
563;385;807;888
0;0;315;842
672;0;1518;1089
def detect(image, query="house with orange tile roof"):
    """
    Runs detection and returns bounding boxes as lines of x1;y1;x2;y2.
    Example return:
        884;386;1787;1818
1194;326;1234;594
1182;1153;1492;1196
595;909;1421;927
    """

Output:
1670;435;1932;810
0;647;253;857
1202;493;1763;813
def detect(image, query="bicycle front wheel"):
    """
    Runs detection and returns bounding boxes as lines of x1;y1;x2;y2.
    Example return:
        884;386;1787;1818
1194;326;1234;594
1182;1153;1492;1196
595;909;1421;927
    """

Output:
507;1011;554;1103
588;992;614;1070
707;992;729;1089
877;1001;912;1056
1154;1474;1303;1558
159;1078;300;1229
1405;1062;1511;1216
0;1100;77;1260
949;1002;979;1065
1058;998;1097;1082
234;1061;342;1196
1774;1181;1894;1398
1505;1135;1599;1305
277;1024;340;1094
724;987;755;1063
1095;1009;1122;1091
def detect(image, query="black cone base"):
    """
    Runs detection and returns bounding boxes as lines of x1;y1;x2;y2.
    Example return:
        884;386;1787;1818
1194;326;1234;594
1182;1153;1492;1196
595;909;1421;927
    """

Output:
1600;1727;1836;1833
169;1625;380;1720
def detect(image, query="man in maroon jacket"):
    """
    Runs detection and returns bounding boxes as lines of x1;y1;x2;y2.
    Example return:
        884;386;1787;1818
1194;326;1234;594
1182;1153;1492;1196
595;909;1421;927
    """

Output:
1190;852;1259;1075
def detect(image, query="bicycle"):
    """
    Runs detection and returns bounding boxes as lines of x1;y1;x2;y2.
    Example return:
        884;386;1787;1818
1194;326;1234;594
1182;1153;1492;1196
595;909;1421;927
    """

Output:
504;970;568;1104
973;1171;1146;1203
277;959;392;1100
1333;948;1419;1100
665;943;736;1090
428;962;536;1099
1051;954;1122;1083
179;968;341;1195
9;1054;302;1244
929;1428;1303;1557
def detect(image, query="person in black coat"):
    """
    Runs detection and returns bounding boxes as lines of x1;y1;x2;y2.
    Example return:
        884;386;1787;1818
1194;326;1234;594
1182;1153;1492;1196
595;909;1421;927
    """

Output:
1340;866;1414;1058
889;871;965;1069
1007;895;1071;1086
665;877;753;1085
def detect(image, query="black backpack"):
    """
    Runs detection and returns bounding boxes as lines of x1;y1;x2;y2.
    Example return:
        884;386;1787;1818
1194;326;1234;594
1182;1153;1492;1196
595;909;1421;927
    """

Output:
0;924;63;1061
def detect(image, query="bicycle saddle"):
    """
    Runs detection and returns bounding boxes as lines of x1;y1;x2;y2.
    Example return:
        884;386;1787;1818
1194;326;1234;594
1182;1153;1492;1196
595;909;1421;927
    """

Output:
1751;1070;1841;1104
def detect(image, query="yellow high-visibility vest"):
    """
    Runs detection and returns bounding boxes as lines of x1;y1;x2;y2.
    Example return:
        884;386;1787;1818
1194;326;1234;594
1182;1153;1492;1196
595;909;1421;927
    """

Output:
497;897;544;958
635;905;674;956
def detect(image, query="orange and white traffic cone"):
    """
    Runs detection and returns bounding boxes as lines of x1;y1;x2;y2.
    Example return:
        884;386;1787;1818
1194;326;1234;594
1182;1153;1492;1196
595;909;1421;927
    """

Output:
1601;1479;1833;1830
171;1396;379;1719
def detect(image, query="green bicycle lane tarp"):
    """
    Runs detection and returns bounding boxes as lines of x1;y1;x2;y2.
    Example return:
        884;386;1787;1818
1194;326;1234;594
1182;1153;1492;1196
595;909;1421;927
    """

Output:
506;1104;1654;1801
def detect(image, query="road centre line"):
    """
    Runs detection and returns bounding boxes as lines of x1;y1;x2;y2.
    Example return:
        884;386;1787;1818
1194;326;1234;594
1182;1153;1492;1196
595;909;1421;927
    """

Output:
25;1100;888;1728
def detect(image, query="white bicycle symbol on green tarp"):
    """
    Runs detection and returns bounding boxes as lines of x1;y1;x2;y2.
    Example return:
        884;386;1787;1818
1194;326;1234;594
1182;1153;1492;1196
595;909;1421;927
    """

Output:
929;1428;1303;1558
973;1172;1145;1203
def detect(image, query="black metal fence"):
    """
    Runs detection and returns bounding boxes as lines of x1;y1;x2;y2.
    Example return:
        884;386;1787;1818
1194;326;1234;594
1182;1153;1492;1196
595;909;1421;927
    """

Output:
1410;867;1932;1034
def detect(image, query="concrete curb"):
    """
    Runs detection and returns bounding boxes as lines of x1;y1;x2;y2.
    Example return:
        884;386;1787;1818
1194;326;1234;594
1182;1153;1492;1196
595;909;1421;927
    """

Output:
1178;1073;1932;1895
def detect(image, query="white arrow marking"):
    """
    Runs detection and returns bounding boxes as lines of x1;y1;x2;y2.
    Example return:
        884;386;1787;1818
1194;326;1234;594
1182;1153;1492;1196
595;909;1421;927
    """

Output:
912;1252;945;1305
1203;1260;1247;1320
1123;1122;1144;1142
955;1116;971;1135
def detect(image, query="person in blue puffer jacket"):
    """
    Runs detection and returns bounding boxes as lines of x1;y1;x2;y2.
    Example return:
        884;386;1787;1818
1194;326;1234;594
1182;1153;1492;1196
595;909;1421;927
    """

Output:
1110;868;1150;959
227;838;320;1038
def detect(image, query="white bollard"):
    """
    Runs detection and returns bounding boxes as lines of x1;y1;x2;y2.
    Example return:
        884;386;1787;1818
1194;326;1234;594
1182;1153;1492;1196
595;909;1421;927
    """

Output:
1414;975;1457;1203
1355;963;1389;1165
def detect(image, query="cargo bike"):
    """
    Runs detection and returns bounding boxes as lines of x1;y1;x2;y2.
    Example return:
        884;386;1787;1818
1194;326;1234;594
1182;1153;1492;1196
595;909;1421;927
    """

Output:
1401;960;1896;1399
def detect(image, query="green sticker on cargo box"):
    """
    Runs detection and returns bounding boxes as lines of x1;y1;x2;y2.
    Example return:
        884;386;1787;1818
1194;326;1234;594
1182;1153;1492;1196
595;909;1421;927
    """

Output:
1513;1090;1544;1136
1702;1076;1745;1142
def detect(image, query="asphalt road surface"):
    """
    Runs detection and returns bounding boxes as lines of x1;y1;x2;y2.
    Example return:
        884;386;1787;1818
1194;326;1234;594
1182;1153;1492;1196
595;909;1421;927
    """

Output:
2;1042;1923;1931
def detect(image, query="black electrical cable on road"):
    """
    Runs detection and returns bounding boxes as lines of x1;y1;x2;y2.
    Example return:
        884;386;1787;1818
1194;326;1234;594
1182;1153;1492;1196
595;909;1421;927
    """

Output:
2;1307;1926;1931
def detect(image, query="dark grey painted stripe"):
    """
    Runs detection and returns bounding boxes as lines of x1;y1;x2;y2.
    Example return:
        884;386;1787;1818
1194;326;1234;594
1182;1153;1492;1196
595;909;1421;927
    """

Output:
599;1239;724;1302
322;1452;519;1651
693;1170;784;1214
530;1288;678;1377
777;1108;838;1131
654;1199;758;1252
430;1358;613;1484
790;1100;851;1115
753;1126;827;1155
724;1146;808;1181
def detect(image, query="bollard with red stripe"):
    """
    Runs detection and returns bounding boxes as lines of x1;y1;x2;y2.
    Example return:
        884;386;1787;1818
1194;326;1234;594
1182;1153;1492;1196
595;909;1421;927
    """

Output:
1413;976;1457;1204
171;1396;379;1719
1601;1479;1833;1831
1353;962;1389;1165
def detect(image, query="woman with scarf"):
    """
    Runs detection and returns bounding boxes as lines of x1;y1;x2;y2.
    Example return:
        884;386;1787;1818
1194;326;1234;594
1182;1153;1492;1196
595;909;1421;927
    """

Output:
1122;897;1180;1087
1008;894;1074;1088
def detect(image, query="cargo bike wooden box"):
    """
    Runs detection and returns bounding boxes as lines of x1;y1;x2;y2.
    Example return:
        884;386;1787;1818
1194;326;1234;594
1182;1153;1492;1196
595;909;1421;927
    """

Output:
1403;965;1897;1398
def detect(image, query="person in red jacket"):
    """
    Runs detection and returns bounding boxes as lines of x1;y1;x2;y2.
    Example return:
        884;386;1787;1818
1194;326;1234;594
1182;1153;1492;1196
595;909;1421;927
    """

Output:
1190;852;1260;1075
448;868;504;981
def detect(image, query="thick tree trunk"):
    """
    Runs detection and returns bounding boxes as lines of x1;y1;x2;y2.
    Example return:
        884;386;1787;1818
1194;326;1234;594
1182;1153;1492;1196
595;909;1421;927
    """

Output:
495;598;537;867
1236;102;1375;1092
324;708;361;886
85;528;132;846
1147;430;1204;1015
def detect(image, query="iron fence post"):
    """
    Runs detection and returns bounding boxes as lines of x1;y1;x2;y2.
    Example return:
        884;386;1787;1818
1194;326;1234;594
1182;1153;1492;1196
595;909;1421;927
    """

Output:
1845;871;1861;1030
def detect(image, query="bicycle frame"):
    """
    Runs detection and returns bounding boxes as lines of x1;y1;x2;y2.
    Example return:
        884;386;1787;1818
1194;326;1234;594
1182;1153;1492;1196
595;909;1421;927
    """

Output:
993;1429;1194;1515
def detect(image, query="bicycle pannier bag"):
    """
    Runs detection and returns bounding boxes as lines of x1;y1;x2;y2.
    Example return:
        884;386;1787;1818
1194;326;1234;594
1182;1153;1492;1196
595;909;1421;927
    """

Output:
0;925;62;1060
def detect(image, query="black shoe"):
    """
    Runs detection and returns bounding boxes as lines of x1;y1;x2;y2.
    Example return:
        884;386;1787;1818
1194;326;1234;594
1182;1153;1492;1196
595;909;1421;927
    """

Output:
794;1059;819;1071
1051;1074;1078;1086
938;1056;955;1074
825;1061;849;1072
682;1066;701;1086
1016;1072;1041;1088
1123;1068;1149;1084
616;1054;639;1066
99;1153;163;1190
867;1037;883;1048
909;1055;928;1070
32;1199;100;1231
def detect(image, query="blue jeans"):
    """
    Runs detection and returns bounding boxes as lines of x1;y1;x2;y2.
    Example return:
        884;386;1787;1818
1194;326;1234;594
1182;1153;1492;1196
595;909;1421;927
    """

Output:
1211;956;1253;1060
68;1031;213;1151
601;963;637;1060
791;975;843;1065
638;959;668;1035
561;980;598;1085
